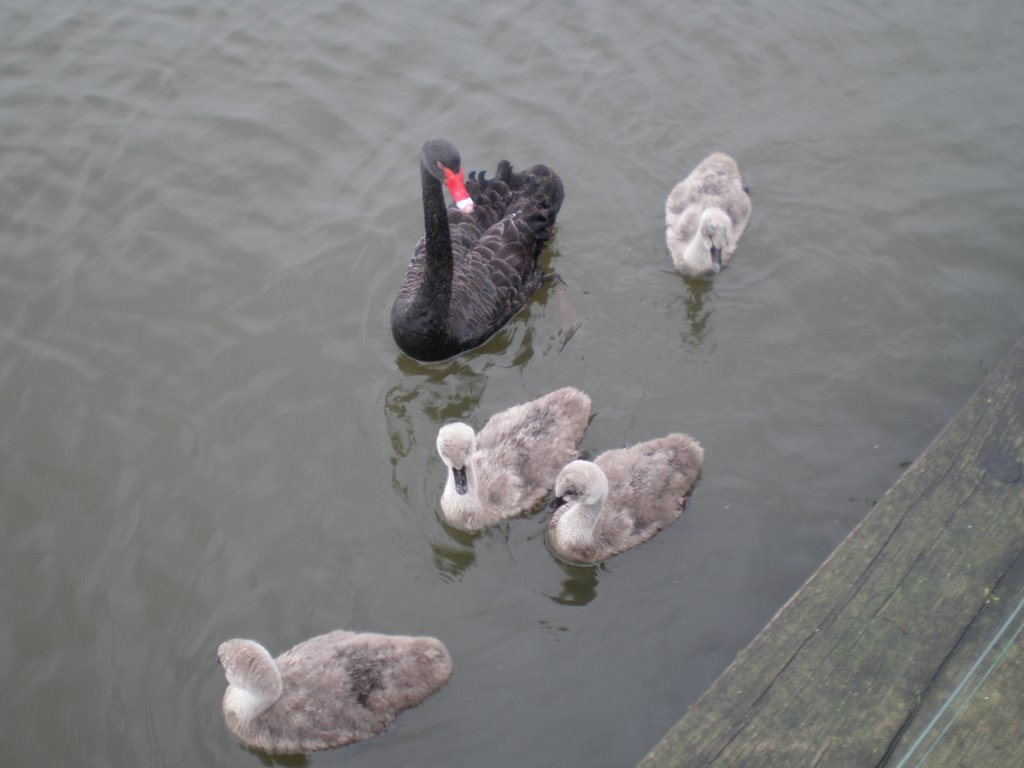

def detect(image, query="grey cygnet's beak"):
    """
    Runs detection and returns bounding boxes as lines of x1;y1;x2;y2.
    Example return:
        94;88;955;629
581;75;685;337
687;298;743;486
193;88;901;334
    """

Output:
453;467;468;495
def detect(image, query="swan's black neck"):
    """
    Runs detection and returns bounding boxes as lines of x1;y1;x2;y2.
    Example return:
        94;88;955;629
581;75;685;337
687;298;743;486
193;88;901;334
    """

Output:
390;165;462;362
420;164;454;310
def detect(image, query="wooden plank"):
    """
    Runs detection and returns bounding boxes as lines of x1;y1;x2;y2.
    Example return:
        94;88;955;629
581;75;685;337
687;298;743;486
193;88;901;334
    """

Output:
638;337;1024;768
894;553;1024;767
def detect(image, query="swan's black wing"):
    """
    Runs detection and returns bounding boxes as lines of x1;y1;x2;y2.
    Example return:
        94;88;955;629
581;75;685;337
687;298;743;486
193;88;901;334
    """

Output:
446;161;564;349
391;160;564;360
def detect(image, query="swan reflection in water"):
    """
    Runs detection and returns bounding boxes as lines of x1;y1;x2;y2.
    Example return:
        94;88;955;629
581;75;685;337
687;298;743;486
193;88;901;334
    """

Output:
383;359;488;584
545;556;601;607
246;747;310;766
429;516;601;603
429;517;481;583
383;359;485;504
680;276;715;350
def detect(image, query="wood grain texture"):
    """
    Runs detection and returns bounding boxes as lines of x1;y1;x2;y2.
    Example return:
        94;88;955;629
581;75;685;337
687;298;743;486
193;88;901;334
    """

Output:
639;337;1024;768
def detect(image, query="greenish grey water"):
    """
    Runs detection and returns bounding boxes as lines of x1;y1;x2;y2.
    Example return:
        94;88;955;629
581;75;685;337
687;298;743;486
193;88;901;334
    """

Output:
1;1;1022;766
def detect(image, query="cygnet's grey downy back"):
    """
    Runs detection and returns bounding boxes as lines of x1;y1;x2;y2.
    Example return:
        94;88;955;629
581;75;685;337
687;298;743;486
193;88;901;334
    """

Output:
548;433;704;563
218;629;452;754
436;386;591;531
665;153;751;277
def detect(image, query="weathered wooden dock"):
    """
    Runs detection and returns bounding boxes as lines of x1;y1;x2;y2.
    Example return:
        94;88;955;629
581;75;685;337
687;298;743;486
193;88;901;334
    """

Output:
639;337;1024;768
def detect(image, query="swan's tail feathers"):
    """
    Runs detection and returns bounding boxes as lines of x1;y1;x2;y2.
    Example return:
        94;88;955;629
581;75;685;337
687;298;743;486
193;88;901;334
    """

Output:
499;162;564;212
495;159;515;185
471;161;564;217
466;169;506;203
464;170;486;198
523;164;565;215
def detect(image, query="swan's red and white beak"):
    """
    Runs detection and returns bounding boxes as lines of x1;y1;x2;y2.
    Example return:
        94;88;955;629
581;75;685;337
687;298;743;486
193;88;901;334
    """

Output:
442;166;474;213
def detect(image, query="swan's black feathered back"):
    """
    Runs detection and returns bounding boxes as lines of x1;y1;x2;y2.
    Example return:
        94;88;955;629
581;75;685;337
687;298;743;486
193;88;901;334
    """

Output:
391;158;565;362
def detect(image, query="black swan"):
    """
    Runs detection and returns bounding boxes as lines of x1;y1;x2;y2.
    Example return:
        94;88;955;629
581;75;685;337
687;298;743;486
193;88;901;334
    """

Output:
390;138;565;362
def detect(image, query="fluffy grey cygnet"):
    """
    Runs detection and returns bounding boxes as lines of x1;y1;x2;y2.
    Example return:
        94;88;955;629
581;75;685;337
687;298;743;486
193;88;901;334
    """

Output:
548;433;704;564
217;629;452;754
436;386;591;531
665;153;751;277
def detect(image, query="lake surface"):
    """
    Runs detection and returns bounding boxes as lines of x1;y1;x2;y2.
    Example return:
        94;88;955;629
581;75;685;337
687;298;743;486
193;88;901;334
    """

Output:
2;1;1022;765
